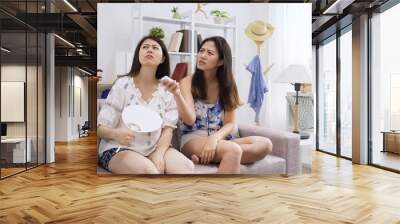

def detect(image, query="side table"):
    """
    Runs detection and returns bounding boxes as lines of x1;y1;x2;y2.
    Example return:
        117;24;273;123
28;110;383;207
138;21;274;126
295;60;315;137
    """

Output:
300;137;314;174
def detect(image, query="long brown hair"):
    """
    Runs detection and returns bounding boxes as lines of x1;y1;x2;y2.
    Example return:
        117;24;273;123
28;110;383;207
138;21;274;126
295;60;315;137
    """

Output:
191;36;240;111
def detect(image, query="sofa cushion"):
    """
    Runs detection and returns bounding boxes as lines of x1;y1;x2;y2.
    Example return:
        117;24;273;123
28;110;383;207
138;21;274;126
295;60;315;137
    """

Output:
241;154;286;174
97;155;285;175
194;154;285;175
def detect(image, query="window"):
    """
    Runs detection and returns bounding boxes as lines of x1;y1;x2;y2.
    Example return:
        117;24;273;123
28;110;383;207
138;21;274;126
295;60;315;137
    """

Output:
340;29;352;158
370;2;400;171
318;37;337;154
0;1;46;179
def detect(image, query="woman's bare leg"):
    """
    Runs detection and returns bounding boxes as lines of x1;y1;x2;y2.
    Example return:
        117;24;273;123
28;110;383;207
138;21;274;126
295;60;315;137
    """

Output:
232;136;273;164
108;150;159;174
214;140;242;174
181;137;242;174
164;148;195;174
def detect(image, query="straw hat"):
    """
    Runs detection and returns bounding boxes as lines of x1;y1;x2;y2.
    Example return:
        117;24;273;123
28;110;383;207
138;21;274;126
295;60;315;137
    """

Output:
245;20;274;42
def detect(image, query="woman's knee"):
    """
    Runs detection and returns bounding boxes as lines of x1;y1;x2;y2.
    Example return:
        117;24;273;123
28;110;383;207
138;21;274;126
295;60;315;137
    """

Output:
251;136;273;155
181;158;195;173
175;151;195;172
262;137;273;155
142;163;160;174
111;153;159;174
130;158;159;174
220;141;242;160
165;149;195;174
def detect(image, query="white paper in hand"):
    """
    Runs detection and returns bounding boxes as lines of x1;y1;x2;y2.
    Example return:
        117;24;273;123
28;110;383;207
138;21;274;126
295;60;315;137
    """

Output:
122;105;162;132
121;105;163;156
160;76;173;86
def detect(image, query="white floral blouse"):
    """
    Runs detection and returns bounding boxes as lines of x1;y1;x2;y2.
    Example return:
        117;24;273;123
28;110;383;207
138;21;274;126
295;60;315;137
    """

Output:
97;75;178;157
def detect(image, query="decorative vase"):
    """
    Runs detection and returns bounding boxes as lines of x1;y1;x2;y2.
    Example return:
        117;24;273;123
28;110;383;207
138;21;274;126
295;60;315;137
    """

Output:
213;16;224;24
172;12;181;19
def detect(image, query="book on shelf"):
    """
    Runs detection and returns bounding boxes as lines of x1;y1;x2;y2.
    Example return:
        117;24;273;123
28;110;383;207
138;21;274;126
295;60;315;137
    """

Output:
177;29;190;53
171;30;203;53
196;33;203;52
168;32;183;52
171;62;188;82
186;61;193;75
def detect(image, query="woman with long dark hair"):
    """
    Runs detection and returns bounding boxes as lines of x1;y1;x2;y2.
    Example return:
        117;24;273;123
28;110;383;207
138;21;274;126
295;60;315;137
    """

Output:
97;36;194;174
163;36;273;174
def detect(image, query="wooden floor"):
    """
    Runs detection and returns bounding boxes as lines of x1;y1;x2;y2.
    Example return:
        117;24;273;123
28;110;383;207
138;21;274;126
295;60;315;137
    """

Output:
373;150;400;171
1;135;400;223
1;167;26;177
1;163;45;178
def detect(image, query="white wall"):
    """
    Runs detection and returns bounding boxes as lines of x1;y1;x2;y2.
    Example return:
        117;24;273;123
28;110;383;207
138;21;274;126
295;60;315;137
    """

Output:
97;4;135;85
1;64;46;164
55;67;68;141
54;67;89;141
1;65;37;137
98;3;311;131
264;4;312;130
72;73;89;138
312;45;317;135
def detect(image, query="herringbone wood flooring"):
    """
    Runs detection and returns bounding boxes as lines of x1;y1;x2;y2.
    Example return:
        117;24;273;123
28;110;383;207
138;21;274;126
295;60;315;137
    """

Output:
1;135;400;223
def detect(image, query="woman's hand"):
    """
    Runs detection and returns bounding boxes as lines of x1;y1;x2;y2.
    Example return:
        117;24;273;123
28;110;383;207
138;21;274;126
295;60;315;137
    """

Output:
200;136;218;164
113;128;135;146
148;149;165;173
161;77;181;96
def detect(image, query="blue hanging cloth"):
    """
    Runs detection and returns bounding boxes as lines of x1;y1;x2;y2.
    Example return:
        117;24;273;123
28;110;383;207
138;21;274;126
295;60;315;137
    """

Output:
246;55;268;123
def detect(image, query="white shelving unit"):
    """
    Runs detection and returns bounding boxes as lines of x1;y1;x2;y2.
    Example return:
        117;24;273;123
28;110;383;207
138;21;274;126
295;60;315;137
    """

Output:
133;4;237;74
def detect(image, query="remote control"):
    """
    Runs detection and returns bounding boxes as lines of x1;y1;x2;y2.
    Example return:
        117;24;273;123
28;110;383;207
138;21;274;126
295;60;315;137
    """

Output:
161;76;173;85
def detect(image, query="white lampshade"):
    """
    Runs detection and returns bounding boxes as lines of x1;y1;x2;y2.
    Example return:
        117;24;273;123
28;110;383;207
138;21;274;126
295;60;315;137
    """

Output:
275;64;312;84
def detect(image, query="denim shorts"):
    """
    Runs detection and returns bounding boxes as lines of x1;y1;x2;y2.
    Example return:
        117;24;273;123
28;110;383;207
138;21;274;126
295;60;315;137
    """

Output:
98;148;130;171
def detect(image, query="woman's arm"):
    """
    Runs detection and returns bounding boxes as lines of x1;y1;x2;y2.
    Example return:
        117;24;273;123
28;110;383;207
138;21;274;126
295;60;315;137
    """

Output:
97;124;118;140
98;124;135;146
164;76;196;125
97;77;135;145
199;109;236;164
148;126;174;173
176;76;196;125
153;126;174;156
211;109;236;141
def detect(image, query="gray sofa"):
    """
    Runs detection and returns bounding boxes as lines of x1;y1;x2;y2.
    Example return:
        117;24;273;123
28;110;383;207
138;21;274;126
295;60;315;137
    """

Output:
171;124;301;176
97;126;301;176
97;99;301;176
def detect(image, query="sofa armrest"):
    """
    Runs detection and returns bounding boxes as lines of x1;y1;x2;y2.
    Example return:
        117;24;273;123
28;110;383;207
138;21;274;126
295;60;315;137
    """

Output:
238;124;301;176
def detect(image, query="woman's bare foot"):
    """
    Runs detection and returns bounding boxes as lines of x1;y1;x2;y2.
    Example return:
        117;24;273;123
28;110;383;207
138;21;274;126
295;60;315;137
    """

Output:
191;154;200;164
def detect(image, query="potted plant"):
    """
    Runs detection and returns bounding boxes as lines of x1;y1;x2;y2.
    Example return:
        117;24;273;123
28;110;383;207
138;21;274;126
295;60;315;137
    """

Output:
210;10;229;24
148;27;165;40
171;7;181;19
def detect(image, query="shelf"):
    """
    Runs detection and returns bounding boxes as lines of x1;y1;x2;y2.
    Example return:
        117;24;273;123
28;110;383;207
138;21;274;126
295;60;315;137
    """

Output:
142;16;191;25
141;17;235;29
194;22;235;30
194;53;236;58
135;7;237;75
168;52;191;56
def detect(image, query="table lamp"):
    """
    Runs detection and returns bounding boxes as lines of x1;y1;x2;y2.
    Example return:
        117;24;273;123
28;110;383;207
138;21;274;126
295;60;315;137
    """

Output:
275;65;312;139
